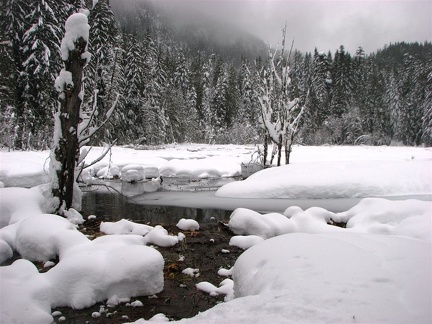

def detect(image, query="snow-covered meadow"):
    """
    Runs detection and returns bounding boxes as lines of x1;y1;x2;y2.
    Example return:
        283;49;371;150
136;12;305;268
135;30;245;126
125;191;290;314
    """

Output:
0;144;431;323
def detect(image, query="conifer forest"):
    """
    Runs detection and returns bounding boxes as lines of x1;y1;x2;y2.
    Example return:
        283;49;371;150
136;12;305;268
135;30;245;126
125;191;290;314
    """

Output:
1;0;431;150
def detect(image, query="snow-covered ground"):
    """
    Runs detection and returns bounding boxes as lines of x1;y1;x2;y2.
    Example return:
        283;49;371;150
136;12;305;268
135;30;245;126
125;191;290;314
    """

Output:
0;144;431;323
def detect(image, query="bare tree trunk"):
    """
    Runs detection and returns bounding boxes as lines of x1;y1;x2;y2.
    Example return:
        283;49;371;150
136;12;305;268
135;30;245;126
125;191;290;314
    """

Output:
285;140;291;165
277;134;282;166
52;37;87;213
263;134;268;167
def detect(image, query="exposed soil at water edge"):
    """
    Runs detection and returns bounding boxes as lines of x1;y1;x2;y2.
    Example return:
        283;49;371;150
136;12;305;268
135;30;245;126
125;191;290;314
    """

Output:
47;217;243;323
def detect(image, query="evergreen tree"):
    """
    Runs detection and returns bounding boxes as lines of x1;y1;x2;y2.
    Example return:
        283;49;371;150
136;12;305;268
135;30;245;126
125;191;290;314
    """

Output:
20;0;64;148
421;62;432;145
4;0;30;149
115;31;144;143
85;0;120;142
330;45;353;118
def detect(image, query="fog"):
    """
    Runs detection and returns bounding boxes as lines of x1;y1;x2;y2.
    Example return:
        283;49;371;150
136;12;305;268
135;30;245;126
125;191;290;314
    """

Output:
150;0;431;53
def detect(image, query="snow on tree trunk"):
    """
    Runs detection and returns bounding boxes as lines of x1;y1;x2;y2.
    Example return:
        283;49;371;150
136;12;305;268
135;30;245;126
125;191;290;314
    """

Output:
49;12;90;214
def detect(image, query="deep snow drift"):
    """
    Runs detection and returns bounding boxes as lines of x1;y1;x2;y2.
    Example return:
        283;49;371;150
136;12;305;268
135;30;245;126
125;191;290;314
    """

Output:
0;144;431;323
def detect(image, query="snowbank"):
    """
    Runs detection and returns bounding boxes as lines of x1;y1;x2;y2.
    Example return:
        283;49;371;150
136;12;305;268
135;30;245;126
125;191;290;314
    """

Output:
160;156;242;178
216;159;432;199
231;232;431;323
229;198;431;241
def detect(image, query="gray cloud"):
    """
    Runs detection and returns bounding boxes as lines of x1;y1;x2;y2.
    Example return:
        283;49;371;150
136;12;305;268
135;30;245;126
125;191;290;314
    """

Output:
157;0;431;53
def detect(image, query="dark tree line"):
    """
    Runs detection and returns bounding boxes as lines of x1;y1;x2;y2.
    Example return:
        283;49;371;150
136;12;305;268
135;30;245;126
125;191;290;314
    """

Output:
1;0;431;150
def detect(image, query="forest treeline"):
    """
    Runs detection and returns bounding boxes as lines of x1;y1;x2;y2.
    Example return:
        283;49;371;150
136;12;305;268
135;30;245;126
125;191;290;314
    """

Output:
1;0;431;150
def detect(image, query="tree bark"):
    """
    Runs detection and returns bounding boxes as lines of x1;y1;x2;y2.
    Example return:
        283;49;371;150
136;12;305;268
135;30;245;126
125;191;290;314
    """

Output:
277;134;282;166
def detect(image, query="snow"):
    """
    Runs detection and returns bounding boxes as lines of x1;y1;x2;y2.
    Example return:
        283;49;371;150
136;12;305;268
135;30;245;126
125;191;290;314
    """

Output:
60;13;90;61
0;144;431;323
216;158;431;198
2;144;430;199
54;69;73;94
195;279;234;300
231;233;430;323
160;156;241;178
176;218;200;231
229;235;264;249
100;219;153;236
182;268;200;277
143;225;185;247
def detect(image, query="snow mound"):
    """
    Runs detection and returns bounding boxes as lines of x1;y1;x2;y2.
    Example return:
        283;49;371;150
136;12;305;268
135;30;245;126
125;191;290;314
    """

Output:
96;165;120;179
100;219;153;236
100;220;183;248
47;244;163;309
160;156;241;178
229;198;431;240
232;232;431;323
0;259;53;323
13;214;86;262
0;187;45;227
182;268;200;277
229;235;264;249
216;159;432;199
144;225;184;247
196;279;234;300
120;164;160;182
176;218;200;231
63;208;84;225
228;208;295;239
334;198;432;242
0;192;165;322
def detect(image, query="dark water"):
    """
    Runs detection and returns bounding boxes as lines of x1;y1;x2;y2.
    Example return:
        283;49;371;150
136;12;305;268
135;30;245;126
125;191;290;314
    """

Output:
81;190;232;224
81;180;432;225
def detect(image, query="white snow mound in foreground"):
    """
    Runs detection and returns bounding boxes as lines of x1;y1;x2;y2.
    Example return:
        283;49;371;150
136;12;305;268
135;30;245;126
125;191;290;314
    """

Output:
231;232;431;323
0;188;165;323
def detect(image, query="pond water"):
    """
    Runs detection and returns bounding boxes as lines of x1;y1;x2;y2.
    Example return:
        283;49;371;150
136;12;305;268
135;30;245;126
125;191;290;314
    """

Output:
81;179;432;225
82;190;232;224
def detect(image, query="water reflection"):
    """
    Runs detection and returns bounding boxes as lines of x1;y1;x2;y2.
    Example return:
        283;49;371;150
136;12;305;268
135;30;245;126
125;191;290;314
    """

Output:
82;191;232;224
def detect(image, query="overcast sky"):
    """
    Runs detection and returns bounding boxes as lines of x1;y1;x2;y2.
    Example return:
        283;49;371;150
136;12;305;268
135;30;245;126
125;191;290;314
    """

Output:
162;0;432;53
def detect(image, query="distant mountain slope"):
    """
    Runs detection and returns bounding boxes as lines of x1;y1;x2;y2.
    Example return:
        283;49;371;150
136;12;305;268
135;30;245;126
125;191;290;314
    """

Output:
110;0;267;64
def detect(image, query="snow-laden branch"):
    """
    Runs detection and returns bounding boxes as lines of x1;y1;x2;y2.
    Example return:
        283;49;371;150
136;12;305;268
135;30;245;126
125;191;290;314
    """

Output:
256;37;306;165
78;92;120;146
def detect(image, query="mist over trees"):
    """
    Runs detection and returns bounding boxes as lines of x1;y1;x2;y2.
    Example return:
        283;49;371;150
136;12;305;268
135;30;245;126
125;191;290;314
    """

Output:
1;0;431;150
